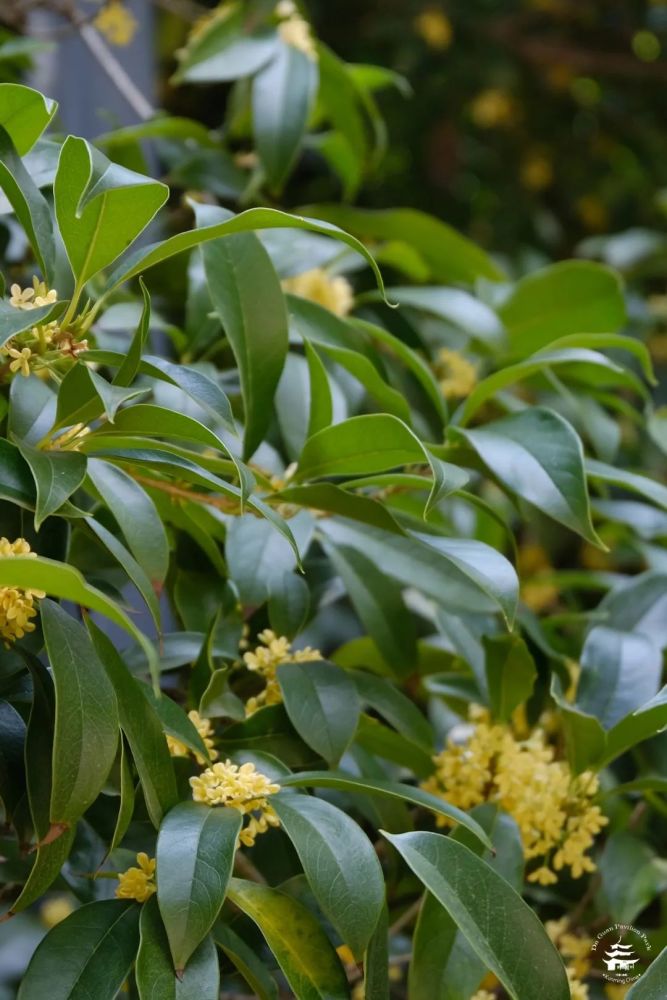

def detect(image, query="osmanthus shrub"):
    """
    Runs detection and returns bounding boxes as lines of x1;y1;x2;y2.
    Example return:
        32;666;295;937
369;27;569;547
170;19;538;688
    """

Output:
0;8;665;1000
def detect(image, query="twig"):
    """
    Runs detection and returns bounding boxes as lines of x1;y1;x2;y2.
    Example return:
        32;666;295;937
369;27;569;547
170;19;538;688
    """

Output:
79;22;155;121
129;472;242;513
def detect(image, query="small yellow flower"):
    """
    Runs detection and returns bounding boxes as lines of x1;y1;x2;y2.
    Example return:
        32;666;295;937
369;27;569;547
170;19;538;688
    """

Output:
576;196;608;232
166;710;218;765
94;1;138;46
0;538;45;647
115;853;156;902
40;895;74;928
517;543;558;612
470;992;497;1000
414;7;453;50
278;12;317;59
9;278;57;310
8;346;33;377
282;268;353;315
190;759;281;847
433;347;477;399
242;629;322;715
520;150;554;191
470;88;517;128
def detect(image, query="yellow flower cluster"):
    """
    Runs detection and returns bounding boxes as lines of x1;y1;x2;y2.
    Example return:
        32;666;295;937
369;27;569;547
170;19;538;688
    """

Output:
0;538;45;647
115;853;156;903
94;1;138;47
282;268;353;316
243;629;322;715
277;1;317;60
546;917;594;1000
433;347;477;399
422;708;608;885
166;710;218;765
190;759;281;847
9;278;57;310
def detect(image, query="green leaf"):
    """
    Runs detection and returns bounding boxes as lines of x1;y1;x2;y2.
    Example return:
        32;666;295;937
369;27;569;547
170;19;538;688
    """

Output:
484;635;537;723
0;554;157;677
226;510;311;604
317;43;369;166
0;124;56;280
325;543;416;676
12;825;76;914
626;946;667;999
54;363;148;430
199;204;289;458
550;677;607;774
0;83;57;154
351;671;433;746
110;740;135;852
577;626;663;729
54;136;168;285
362;901;389;1000
380;286;505;346
0;298;64;347
455;348;645;427
114;278;151;387
276;483;403;534
16;441;86;529
87;457;169;588
452;408;602;546
268;571;310;639
384;831;570;1000
0;700;25;823
277;659;360;764
88;517;161;628
498;260;626;357
596;572;667;648
17;899;140;1000
89;623;178;828
41;600;119;827
156;801;241;972
602;686;667;768
136;897;219;1000
173;7;278;83
280;771;493;850
226;878;349;1000
9;374;56;445
300;205;505;284
586;458;667;512
253;43;318;191
272;792;385;957
304;341;333;438
214;924;278;1000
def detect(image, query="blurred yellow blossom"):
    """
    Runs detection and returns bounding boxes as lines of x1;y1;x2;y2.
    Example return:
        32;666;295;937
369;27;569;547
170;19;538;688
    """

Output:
243;629;322;715
517;543;558;612
520;149;554;191
0;538;45;647
433;347;477;399
470;88;517;128
576;196;608;232
40;895;74;928
115;853;156;902
282;268;353;316
414;8;453;50
422;707;607;885
166;710;218;765
94;1;138;47
277;2;317;60
190;759;281;846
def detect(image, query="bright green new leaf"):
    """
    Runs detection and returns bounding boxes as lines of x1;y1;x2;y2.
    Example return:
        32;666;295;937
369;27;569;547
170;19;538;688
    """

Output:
0;83;57;154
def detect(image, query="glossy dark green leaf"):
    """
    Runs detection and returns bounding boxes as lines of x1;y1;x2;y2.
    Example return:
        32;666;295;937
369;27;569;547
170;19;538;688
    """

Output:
253;42;318;190
0;124;55;280
280;771;492;849
199;204;288;458
0;699;26;823
577;626;663;729
17;441;86;529
362;901;389;1000
626;945;667;999
17;899;140;1000
214;923;278;1000
384;831;570;1000
273;792;385;957
88;517;161;628
8;373;55;445
226;878;349;1000
54;363;147;430
109;740;135;852
136;896;219;1000
113;278;151;387
277;659;360;764
41;600;118;827
326;543;416;675
484;634;537;723
89;623;178;828
453;407;602;546
156;801;241;972
586;458;667;512
87;457;169;587
268;571;310;639
304;340;333;437
595;572;667;649
550;677;607;774
351;671;432;747
0;298;64;347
